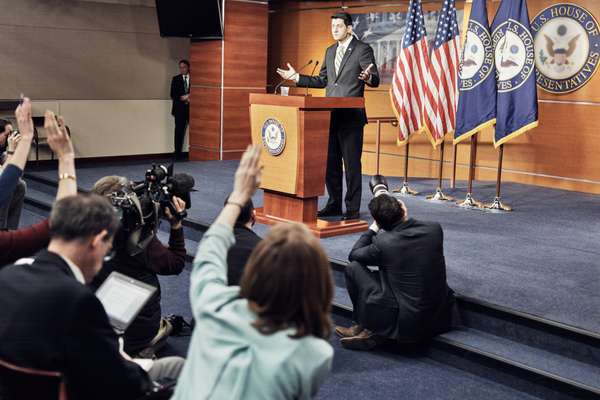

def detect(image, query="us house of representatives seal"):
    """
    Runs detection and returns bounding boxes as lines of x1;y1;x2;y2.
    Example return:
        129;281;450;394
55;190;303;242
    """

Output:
492;19;536;93
531;3;600;94
459;19;494;91
261;118;286;156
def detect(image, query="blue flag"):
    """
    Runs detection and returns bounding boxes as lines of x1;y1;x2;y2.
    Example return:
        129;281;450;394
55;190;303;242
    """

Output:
491;0;539;147
454;0;497;144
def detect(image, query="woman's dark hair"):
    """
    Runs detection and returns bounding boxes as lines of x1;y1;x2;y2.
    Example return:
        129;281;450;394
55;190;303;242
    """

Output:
368;194;405;231
49;194;120;242
239;223;333;339
0;119;11;133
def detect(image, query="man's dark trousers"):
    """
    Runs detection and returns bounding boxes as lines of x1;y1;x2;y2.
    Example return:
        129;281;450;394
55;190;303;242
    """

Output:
296;37;379;213
170;73;190;160
326;115;363;213
173;107;188;159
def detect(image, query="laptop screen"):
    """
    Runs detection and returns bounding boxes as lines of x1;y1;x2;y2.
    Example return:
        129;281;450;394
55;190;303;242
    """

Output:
95;271;156;333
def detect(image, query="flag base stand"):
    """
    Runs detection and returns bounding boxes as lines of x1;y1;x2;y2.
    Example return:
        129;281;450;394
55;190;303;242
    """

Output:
484;196;512;212
394;181;419;196
457;193;483;209
426;188;454;202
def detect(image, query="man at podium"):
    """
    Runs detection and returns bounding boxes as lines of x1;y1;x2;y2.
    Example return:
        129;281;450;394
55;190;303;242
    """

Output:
276;12;379;220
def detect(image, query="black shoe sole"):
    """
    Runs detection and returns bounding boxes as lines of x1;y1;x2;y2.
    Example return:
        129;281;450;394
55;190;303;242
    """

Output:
340;336;377;351
317;210;343;218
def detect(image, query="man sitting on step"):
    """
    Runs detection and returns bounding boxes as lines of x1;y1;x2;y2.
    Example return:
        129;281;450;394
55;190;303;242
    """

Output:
336;194;455;350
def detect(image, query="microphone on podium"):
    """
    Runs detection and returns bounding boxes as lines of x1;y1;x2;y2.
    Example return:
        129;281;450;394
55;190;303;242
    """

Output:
304;60;319;97
274;59;313;94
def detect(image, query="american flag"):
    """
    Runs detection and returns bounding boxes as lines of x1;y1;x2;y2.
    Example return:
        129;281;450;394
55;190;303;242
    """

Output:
426;0;460;147
390;0;434;144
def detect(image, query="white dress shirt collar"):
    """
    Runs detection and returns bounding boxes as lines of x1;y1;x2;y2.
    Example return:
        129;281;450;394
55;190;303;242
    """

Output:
59;254;85;284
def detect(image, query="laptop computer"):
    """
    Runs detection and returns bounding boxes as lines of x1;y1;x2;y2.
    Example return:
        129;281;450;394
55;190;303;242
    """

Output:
95;271;157;335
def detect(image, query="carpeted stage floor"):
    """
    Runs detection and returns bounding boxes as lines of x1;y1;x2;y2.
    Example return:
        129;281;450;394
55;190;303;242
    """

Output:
29;158;600;335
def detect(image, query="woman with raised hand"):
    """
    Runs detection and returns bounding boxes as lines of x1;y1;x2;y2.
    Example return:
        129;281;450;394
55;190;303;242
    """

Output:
173;145;334;400
0;103;78;267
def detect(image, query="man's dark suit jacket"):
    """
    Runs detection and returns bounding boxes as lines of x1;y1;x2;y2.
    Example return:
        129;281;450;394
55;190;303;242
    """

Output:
170;74;189;116
297;37;379;127
0;250;151;400
227;225;262;286
349;218;455;342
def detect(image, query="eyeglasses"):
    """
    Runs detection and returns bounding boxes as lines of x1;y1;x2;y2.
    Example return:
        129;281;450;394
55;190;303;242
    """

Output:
103;250;115;262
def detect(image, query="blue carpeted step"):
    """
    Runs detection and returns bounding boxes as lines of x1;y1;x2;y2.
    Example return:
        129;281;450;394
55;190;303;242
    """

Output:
457;297;600;367
438;328;600;392
23;186;56;211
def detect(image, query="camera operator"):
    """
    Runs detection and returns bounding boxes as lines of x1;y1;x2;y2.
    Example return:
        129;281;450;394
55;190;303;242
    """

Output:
336;187;455;351
1;102;78;267
91;176;187;358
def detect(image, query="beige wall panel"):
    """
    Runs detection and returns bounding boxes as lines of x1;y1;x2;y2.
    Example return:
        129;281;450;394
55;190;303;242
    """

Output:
0;0;188;100
57;100;180;158
0;0;159;33
0;26;187;100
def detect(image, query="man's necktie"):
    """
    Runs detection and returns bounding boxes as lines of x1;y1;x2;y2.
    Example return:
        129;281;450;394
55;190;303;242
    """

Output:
184;76;189;93
335;45;345;76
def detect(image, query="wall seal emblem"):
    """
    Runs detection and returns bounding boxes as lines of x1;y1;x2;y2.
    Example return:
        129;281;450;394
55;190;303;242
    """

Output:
261;118;286;156
531;3;600;94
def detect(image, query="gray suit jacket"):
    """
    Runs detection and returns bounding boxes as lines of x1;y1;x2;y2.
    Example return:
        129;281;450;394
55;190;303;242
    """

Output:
297;37;379;127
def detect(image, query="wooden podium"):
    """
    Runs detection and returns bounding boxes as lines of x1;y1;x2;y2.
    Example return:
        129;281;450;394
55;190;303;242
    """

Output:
249;93;369;238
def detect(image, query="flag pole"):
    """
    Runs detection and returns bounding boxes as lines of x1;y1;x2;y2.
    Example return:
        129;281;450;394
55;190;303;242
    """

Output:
485;144;512;211
457;132;483;208
450;143;457;189
393;140;419;196
426;140;454;201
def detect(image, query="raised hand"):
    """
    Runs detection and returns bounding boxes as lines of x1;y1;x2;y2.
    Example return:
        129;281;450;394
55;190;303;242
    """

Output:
229;145;262;205
7;132;21;153
45;111;75;159
276;63;298;81
14;97;34;141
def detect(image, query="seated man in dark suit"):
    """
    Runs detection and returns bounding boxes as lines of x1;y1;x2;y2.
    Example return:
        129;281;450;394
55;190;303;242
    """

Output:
0;194;184;400
225;196;262;285
336;194;455;350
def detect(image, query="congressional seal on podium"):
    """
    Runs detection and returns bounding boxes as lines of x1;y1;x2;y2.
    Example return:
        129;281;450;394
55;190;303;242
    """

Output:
261;118;286;156
531;3;600;94
492;19;536;93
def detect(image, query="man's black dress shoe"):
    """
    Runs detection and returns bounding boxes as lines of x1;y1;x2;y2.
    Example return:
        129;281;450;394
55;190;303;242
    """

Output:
342;211;360;221
317;206;343;218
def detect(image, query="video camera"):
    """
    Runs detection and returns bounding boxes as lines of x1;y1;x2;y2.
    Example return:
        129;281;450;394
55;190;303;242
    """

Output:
110;164;194;256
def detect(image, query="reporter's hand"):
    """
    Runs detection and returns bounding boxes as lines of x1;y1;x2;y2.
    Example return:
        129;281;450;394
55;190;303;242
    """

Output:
15;98;34;141
45;112;75;159
229;145;261;205
165;196;186;229
7;132;20;153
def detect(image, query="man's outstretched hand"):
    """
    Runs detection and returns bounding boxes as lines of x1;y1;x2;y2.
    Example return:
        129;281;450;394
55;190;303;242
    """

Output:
276;63;298;81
